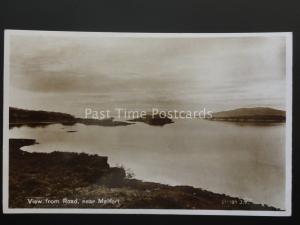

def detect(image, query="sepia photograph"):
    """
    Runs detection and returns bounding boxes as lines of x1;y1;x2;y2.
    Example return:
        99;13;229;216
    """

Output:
2;30;292;215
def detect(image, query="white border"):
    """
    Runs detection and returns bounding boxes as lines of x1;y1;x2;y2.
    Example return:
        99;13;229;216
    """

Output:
2;30;293;216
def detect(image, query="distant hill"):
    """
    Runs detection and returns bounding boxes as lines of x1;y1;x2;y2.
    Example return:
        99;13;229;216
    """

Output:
9;107;133;128
209;107;285;122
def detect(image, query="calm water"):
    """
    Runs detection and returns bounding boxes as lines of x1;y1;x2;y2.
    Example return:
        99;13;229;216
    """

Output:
10;119;286;209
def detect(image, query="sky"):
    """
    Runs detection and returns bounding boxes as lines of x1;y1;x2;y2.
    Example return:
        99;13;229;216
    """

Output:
8;33;286;117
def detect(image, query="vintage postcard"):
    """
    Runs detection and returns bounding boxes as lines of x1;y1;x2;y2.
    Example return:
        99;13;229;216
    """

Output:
2;30;292;215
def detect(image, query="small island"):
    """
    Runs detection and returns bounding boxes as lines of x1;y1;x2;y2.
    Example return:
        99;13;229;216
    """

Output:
128;114;174;126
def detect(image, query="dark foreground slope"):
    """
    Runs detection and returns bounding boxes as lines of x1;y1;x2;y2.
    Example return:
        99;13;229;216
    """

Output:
9;138;278;210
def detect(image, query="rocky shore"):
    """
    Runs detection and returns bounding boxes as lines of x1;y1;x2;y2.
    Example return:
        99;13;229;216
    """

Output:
9;138;279;210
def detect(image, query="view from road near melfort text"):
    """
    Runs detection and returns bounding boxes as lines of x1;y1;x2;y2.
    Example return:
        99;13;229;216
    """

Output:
3;31;292;215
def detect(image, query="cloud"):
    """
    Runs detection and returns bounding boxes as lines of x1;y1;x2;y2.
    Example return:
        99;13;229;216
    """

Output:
9;34;286;113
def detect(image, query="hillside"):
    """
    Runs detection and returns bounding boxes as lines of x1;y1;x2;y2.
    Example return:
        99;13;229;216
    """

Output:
9;138;279;210
9;107;132;127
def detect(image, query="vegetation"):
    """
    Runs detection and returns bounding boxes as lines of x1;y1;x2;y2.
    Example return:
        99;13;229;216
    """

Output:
9;138;279;210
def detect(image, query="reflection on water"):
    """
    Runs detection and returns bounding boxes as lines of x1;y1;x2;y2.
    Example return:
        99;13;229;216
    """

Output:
9;119;285;209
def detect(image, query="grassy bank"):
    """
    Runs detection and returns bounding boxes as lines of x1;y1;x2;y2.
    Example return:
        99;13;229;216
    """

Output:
9;138;279;210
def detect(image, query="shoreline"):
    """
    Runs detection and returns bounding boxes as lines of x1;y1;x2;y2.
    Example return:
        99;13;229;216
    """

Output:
9;138;280;210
